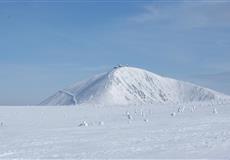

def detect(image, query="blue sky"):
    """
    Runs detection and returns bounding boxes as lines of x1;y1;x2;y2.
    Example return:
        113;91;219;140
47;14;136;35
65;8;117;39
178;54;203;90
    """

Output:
0;0;230;105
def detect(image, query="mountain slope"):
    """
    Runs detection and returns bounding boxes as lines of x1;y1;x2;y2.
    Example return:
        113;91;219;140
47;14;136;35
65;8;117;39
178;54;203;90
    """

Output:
187;72;230;95
40;66;230;106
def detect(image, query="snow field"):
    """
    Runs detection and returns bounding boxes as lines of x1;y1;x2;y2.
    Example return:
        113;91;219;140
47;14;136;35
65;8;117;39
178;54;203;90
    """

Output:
0;103;230;159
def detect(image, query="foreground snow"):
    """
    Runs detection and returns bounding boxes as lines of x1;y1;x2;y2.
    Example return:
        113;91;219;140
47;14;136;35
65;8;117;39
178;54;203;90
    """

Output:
0;104;230;159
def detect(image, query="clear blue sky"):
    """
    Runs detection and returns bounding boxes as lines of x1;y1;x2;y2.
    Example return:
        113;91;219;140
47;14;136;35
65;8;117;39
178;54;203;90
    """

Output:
0;0;230;105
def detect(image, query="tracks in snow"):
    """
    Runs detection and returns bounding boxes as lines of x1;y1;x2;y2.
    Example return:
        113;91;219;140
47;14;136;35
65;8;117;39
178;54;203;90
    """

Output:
59;90;78;105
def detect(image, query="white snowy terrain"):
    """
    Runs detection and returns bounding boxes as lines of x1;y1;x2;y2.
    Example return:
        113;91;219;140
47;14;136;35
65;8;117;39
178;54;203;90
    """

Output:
1;66;230;159
41;66;230;106
1;103;230;159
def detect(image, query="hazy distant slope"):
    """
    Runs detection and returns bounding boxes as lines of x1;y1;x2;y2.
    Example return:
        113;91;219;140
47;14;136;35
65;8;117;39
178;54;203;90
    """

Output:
187;72;230;95
40;66;230;106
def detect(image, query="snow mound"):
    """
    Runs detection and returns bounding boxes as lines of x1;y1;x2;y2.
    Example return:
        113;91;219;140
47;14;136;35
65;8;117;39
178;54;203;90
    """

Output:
40;66;230;106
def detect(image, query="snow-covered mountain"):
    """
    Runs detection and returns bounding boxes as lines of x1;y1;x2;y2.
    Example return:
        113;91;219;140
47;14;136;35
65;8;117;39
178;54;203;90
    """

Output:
187;72;230;95
40;66;230;106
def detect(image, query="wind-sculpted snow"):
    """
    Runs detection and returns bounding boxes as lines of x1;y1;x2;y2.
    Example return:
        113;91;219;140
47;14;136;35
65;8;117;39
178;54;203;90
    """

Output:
1;104;230;158
41;66;230;106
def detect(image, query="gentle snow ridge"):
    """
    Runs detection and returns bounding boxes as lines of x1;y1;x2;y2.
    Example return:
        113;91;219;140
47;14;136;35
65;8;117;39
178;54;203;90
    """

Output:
40;66;230;106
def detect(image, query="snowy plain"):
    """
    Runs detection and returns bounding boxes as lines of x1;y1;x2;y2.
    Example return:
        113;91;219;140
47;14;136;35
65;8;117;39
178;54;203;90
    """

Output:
1;103;230;159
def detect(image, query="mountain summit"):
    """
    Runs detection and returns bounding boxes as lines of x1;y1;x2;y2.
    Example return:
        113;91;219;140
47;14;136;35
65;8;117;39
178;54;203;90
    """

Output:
40;66;230;106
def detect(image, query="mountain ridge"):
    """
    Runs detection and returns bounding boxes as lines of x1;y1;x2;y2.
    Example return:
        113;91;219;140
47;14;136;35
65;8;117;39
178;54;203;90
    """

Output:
40;66;230;106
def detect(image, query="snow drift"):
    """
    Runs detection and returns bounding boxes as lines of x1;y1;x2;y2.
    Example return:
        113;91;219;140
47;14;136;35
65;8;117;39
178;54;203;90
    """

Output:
40;66;230;106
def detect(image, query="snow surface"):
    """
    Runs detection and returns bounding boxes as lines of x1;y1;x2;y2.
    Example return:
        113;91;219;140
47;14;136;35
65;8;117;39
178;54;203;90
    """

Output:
1;103;230;159
40;66;230;106
2;66;230;159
